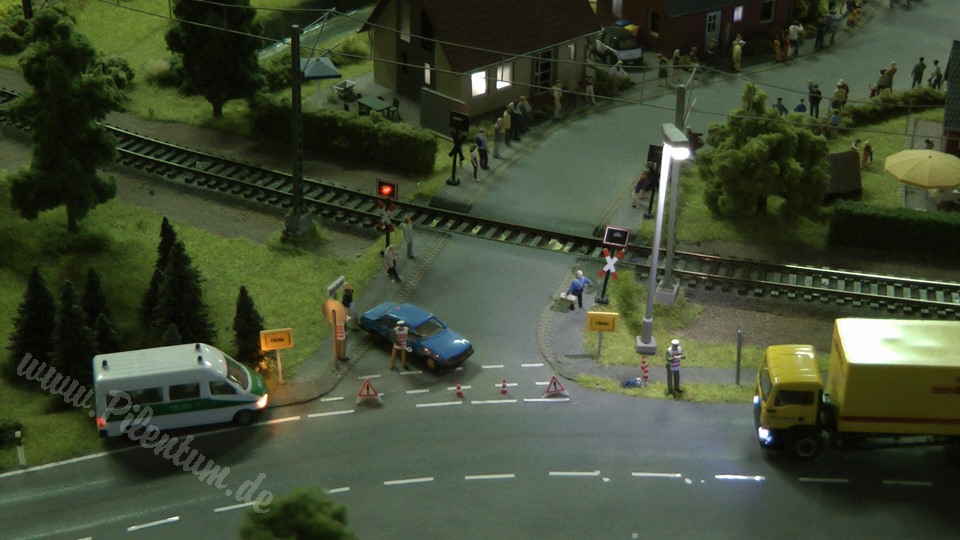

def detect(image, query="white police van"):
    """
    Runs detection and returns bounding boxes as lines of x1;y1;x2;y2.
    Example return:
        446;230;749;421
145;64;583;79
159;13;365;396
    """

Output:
93;343;268;437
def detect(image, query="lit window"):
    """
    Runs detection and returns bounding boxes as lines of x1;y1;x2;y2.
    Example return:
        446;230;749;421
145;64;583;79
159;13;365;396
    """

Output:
400;1;411;43
733;6;743;22
471;71;487;97
648;12;660;36
424;63;431;85
496;63;512;90
568;43;576;61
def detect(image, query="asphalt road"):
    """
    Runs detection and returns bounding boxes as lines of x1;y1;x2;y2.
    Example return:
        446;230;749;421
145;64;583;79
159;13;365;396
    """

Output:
3;2;960;539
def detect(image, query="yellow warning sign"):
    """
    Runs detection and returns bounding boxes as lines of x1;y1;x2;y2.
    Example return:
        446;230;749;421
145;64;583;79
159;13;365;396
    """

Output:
586;311;619;332
260;328;294;351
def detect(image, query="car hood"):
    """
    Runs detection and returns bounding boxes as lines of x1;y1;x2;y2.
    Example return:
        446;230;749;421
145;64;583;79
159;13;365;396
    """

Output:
422;330;472;359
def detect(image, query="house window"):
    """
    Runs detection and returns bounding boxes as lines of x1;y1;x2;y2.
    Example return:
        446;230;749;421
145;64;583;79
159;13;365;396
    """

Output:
760;0;775;22
568;43;576;61
400;1;411;43
420;10;434;52
612;0;623;18
733;6;743;22
496;63;512;90
424;63;431;85
471;71;487;97
648;12;660;37
532;49;555;95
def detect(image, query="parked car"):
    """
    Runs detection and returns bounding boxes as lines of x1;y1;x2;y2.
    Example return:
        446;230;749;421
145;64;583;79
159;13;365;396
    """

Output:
359;302;474;370
594;26;644;66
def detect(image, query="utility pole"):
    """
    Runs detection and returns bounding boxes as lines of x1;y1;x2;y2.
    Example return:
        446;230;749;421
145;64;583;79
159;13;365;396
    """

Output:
656;84;687;304
285;24;312;237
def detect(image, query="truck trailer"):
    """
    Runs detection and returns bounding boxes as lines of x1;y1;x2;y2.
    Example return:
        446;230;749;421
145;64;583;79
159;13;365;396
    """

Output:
753;318;960;459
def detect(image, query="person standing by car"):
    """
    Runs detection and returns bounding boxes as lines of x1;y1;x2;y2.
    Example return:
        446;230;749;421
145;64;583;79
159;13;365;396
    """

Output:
383;244;401;283
390;320;409;371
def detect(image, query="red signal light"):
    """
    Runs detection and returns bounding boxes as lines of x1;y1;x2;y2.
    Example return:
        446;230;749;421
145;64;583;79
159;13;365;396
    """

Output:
377;179;398;200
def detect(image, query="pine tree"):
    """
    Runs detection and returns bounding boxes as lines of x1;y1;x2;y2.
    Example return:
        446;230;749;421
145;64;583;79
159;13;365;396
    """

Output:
165;0;263;117
81;268;109;328
5;266;56;385
233;286;265;369
140;217;179;329
160;323;183;347
153;241;216;344
93;313;121;354
7;9;121;233
54;281;97;384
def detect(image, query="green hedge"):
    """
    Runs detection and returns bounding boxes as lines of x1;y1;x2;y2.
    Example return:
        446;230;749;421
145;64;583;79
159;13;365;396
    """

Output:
251;96;437;177
827;200;960;258
843;87;945;127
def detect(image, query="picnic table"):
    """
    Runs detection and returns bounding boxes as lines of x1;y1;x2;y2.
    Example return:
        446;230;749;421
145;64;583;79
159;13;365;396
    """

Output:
357;95;392;116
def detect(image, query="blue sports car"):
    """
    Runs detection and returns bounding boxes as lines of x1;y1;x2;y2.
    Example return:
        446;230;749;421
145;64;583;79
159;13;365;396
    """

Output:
359;302;474;369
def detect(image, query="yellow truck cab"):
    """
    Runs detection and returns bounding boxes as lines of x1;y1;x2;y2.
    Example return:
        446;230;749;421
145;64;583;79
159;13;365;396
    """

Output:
754;319;960;459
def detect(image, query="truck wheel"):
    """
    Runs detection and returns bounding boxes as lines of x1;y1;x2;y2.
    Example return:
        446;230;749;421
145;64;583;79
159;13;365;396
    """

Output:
791;433;823;459
233;410;254;427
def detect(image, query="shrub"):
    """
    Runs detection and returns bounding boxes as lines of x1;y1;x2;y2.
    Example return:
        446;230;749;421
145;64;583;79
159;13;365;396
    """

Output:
0;8;25;55
827;200;960;260
329;34;370;67
843;87;945;127
98;56;135;90
143;57;182;89
261;50;293;92
0;418;23;447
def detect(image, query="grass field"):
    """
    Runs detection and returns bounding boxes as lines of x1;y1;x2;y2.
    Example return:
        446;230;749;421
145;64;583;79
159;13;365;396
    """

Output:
0;174;382;469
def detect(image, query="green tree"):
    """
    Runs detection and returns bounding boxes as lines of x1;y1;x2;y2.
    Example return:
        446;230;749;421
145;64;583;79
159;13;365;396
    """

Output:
233;286;265;369
5;266;56;385
153;241;216;344
697;83;829;218
141;217;179;329
82;268;109;328
54;281;97;384
93;313;121;354
165;0;263;118
239;487;357;540
7;8;122;233
160;323;183;347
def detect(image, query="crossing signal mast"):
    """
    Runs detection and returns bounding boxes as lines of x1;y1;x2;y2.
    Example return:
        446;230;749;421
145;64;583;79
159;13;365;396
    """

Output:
377;179;398;200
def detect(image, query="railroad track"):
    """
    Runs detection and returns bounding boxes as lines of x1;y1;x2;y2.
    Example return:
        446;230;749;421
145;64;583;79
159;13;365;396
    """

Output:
2;87;957;318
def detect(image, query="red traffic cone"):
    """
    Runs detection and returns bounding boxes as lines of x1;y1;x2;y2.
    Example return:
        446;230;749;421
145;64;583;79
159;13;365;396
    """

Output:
455;380;464;399
500;379;508;396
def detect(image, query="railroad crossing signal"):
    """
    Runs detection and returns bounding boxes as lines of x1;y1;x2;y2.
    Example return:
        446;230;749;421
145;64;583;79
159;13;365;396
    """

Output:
377;178;398;200
595;248;624;305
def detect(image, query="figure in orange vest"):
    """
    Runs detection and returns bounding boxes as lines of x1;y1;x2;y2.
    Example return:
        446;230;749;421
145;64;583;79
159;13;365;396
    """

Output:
390;320;409;370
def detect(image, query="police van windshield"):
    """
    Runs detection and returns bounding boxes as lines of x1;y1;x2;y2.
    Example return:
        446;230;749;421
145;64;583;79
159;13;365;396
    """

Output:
225;356;249;390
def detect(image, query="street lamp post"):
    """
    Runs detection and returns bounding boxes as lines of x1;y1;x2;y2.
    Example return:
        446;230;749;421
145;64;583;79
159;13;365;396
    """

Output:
658;88;689;304
636;123;690;356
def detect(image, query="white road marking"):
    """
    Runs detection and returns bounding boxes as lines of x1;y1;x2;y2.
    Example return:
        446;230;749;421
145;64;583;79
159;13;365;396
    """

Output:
549;470;601;477
416;401;462;408
446;385;473;390
405;389;430;394
126;516;180;532
0;451;121;479
308;409;355;418
799;477;849;484
535;381;549;386
471;399;518;405
399;370;423;375
358;374;381;380
882;480;933;487
326;487;351;494
632;472;683;479
482;364;505;369
320;396;344;402
523;398;571;403
465;473;515;481
251;416;301;427
214;501;255;513
521;363;544;368
384;477;434;486
494;382;519;387
715;474;765;482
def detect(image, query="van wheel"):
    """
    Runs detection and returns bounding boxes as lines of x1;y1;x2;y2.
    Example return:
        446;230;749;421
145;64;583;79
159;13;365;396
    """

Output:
234;410;254;426
791;432;823;460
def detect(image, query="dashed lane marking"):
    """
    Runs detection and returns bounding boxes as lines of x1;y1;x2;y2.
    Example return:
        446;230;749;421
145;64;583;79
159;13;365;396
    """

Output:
416;401;462;408
521;363;544;367
523;398;571;403
405;389;430;394
384;477;434;486
308;410;355;418
549;470;601;477
715;474;765;482
799;477;849;484
471;399;518;405
251;416;301;427
126;516;179;532
446;385;473;390
398;370;423;375
882;480;933;487
357;374;381;380
632;472;683;479
320;396;344;402
494;382;519;387
465;474;515;481
482;364;505;369
214;502;255;513
326;487;351;494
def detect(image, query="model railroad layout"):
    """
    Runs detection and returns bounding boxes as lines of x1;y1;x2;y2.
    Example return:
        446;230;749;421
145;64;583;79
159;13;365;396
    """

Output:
2;87;957;318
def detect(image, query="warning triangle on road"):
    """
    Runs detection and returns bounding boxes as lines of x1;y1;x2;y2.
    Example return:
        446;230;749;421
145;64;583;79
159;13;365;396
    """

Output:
542;375;569;398
356;378;382;405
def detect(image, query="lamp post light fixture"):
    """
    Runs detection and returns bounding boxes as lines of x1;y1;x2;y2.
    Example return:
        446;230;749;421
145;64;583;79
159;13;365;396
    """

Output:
636;123;689;356
656;123;691;305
